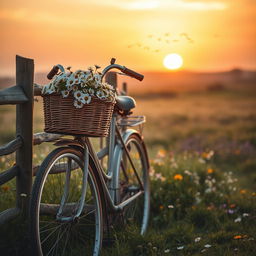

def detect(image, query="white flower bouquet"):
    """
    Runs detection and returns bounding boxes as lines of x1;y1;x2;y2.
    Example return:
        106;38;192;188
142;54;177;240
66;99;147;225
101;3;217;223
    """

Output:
42;65;116;136
42;65;115;108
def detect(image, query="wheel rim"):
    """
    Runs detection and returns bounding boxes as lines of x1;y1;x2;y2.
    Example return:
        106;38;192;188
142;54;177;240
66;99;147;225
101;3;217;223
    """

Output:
118;136;150;235
35;153;102;256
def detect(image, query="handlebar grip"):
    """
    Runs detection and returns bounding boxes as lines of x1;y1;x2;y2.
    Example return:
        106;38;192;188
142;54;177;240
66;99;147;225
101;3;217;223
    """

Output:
123;67;144;81
47;66;59;80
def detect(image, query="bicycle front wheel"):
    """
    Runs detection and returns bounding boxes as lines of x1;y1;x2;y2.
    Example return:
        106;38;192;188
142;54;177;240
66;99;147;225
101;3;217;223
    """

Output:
115;133;150;235
30;147;103;256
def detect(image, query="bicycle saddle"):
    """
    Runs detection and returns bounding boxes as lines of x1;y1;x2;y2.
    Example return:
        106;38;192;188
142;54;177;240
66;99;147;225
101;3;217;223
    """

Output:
116;96;136;111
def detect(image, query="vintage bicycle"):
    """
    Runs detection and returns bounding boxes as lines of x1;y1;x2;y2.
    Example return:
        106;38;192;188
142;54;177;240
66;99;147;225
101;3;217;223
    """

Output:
29;59;150;255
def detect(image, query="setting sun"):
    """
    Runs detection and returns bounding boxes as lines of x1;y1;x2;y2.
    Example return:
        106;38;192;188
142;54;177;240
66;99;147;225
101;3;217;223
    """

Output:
163;53;183;70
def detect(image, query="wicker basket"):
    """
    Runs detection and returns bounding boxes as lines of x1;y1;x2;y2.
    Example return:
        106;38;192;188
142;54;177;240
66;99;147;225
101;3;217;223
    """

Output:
43;94;115;137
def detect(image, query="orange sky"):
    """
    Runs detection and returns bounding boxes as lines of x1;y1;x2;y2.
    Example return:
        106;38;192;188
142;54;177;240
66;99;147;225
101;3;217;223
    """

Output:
0;0;256;75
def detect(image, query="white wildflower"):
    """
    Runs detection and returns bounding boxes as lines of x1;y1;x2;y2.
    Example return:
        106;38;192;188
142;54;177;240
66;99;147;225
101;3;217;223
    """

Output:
195;237;201;242
74;100;83;109
234;217;242;223
242;213;249;217
80;93;91;104
74;91;83;100
164;249;170;253
177;246;184;250
168;205;174;209
61;90;69;98
184;170;192;176
96;90;106;99
88;88;95;95
204;244;212;248
198;158;206;164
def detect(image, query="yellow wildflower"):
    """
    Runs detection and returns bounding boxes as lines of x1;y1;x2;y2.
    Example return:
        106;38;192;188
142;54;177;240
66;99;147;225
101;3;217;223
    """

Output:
233;235;242;240
174;174;183;180
159;205;164;210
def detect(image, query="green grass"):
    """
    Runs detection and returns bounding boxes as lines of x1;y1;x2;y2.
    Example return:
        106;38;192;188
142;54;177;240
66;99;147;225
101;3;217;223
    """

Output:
1;87;256;255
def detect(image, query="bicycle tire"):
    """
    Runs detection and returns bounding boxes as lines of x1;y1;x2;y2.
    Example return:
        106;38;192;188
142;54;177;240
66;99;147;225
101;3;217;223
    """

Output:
115;133;150;235
29;147;103;256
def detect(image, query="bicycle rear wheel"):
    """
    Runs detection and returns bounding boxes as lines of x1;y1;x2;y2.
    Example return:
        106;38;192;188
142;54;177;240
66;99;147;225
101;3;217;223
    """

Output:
30;147;103;256
115;133;150;235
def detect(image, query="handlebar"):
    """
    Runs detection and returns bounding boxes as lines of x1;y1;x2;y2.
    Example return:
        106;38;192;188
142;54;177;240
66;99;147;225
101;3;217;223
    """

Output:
101;63;144;81
47;60;144;82
122;67;144;81
47;66;59;80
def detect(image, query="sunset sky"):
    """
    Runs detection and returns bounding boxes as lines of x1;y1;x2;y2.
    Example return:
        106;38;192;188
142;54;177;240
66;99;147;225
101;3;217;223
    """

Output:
0;0;255;75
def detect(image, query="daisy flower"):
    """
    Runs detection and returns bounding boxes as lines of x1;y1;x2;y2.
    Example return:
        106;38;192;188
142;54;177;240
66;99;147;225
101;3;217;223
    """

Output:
80;93;91;104
74;100;83;109
96;90;106;99
74;91;83;100
61;90;69;98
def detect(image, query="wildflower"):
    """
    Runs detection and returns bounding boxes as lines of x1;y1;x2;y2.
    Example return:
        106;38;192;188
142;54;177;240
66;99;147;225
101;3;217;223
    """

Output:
233;235;242;240
61;90;69;98
155;173;166;181
230;204;236;208
149;167;155;177
198;158;206;164
228;209;235;214
157;149;166;158
96;90;106;99
195;237;201;242
73;91;83;100
242;213;249;217
88;88;95;95
74;100;83;109
153;247;157;251
207;168;214;174
168;205;174;209
1;185;10;192
66;76;76;87
184;170;192;176
164;249;170;253
204;244;212;248
252;192;256;196
177;246;184;250
234;217;242;223
240;189;246;194
159;205;164;210
174;174;183;181
80;93;91;104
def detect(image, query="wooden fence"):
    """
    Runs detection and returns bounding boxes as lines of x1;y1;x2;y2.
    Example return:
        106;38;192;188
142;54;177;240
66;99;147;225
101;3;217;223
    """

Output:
0;55;120;225
0;55;34;224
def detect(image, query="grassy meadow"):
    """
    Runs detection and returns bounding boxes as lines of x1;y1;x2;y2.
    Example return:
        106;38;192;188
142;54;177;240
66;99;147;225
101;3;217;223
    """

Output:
0;72;256;255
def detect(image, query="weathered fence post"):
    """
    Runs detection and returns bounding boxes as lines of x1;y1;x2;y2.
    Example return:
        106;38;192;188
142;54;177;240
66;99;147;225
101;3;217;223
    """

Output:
15;55;34;217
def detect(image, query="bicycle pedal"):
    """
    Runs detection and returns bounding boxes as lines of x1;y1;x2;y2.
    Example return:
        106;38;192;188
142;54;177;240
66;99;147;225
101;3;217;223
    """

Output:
127;185;139;192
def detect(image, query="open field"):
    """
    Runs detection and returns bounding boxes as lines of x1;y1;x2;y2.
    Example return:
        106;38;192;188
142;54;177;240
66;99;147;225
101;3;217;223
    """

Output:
0;74;256;255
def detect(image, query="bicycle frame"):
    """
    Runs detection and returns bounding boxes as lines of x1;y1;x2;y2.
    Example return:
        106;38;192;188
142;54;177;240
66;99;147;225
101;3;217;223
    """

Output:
79;110;146;213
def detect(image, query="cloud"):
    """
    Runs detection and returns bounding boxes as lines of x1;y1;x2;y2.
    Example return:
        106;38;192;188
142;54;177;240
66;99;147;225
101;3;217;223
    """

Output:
82;0;227;11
